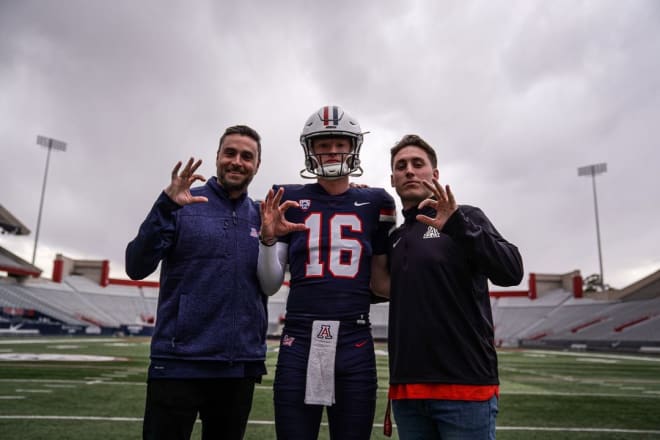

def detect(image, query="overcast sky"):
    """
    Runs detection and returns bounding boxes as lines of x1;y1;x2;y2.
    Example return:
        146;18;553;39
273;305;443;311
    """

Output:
1;0;659;290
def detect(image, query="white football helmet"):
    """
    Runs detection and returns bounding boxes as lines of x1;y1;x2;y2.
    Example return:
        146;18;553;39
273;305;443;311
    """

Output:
299;105;364;179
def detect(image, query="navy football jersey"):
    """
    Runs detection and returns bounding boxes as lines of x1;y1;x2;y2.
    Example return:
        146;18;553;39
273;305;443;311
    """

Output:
275;183;396;320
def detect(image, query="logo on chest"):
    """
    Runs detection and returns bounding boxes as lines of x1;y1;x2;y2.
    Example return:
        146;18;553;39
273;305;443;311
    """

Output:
422;225;442;239
299;199;311;211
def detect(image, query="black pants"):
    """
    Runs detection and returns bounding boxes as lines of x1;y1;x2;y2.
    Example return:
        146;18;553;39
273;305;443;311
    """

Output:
143;378;257;440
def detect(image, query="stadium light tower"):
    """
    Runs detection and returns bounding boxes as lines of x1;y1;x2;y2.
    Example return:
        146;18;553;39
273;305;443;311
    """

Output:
32;135;67;265
577;162;607;290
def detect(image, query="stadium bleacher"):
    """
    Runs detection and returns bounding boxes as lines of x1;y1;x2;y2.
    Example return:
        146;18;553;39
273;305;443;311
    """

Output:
1;243;659;351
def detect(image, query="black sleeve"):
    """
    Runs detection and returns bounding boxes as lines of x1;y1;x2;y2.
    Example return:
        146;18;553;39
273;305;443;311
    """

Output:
442;206;524;287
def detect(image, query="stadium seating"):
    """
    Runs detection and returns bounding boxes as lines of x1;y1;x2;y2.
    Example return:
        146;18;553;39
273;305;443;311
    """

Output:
1;249;659;352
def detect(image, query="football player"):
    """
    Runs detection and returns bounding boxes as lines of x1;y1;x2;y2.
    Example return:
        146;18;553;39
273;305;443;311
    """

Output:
258;105;395;439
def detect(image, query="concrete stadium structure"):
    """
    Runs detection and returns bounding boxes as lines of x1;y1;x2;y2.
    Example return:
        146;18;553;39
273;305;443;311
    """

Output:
1;205;659;353
1;249;659;354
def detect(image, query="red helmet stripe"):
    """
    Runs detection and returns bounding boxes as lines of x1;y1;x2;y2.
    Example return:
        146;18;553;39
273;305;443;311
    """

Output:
321;106;340;126
323;106;330;126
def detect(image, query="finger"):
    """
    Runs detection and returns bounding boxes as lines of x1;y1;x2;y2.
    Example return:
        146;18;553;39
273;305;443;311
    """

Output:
171;161;182;179
279;200;300;212
430;178;442;192
422;180;443;200
272;187;285;206
287;222;309;232
190;196;209;204
421;180;436;194
418;198;436;210
191;174;206;183
190;159;203;173
182;157;195;174
433;179;448;202
268;188;281;211
415;214;436;228
446;185;456;208
263;188;275;207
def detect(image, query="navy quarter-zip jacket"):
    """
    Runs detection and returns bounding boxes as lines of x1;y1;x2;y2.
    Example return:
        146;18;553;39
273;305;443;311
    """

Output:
126;177;267;375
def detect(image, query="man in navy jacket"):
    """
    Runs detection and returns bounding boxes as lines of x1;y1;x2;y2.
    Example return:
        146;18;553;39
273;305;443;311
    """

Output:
126;125;267;440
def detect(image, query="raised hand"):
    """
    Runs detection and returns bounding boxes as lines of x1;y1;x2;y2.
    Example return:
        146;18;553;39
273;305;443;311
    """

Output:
259;187;308;243
416;179;458;230
164;158;208;206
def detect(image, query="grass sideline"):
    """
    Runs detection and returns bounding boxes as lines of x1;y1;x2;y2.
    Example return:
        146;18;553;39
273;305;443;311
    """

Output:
0;337;659;439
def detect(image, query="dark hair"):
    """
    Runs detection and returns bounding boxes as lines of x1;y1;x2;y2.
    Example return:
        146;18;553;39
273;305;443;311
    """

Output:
390;134;437;169
218;125;262;163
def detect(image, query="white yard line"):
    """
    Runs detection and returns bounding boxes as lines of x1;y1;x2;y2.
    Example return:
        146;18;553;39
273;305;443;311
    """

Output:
521;349;660;363
0;338;118;345
0;415;658;435
14;389;52;393
0;378;145;386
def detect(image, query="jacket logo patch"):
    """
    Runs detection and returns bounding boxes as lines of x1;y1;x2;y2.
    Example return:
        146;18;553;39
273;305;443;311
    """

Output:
282;334;295;347
250;227;259;238
422;225;442;239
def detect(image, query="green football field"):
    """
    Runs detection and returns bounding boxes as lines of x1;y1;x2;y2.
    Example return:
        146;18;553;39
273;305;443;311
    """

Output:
0;337;659;439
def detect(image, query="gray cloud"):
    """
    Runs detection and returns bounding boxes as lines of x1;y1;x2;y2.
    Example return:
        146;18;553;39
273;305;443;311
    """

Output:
1;0;659;288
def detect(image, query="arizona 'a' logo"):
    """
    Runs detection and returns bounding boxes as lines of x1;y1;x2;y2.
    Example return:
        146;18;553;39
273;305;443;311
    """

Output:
299;199;311;211
422;225;442;239
316;324;333;340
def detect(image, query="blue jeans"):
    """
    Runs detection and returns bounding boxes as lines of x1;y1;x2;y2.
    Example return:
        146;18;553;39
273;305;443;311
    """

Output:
392;396;498;440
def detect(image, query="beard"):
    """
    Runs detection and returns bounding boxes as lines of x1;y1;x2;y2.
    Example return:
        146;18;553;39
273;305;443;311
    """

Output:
218;165;254;194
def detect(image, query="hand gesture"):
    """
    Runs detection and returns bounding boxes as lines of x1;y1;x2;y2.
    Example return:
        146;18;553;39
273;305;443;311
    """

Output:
416;179;458;230
164;158;208;206
259;187;308;242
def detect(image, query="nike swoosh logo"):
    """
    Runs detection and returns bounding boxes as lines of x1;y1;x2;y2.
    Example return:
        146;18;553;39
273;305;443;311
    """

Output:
392;238;402;248
354;201;370;206
355;340;368;348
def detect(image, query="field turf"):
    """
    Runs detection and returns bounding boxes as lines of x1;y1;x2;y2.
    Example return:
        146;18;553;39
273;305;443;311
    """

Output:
0;337;659;439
